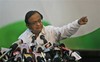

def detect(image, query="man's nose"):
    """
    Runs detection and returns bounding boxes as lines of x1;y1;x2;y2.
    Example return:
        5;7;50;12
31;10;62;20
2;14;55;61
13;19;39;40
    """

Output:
36;22;40;25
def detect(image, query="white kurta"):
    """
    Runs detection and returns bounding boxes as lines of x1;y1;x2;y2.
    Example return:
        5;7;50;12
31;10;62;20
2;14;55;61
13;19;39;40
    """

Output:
17;19;80;46
13;19;81;61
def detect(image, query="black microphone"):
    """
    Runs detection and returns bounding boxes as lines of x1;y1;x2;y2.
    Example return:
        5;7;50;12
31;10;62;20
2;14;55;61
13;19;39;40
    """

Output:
22;48;28;62
40;35;47;44
30;36;36;52
22;48;27;54
43;42;52;61
37;56;45;62
22;47;35;62
52;43;61;62
16;57;22;62
37;47;43;53
0;43;18;59
10;43;18;51
45;53;51;62
53;50;61;62
37;47;46;61
59;43;77;61
26;57;33;62
59;43;69;54
59;43;65;47
6;48;21;62
53;57;61;62
30;46;35;52
31;36;36;43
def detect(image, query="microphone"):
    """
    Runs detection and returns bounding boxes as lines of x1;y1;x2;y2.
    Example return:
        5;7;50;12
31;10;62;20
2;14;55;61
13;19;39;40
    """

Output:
43;42;52;61
10;47;21;61
37;56;45;62
59;43;72;61
59;43;70;54
22;48;27;62
40;35;47;44
20;43;29;53
45;53;51;62
6;47;21;62
10;43;18;51
52;43;61;62
37;47;43;53
59;43;82;61
31;36;36;43
44;42;52;53
59;43;65;47
26;57;33;62
53;51;61;62
22;48;27;54
24;53;34;62
37;47;46;62
30;36;37;52
71;51;82;61
0;43;18;59
22;47;35;62
45;42;52;48
12;51;22;62
53;57;61;62
16;57;22;62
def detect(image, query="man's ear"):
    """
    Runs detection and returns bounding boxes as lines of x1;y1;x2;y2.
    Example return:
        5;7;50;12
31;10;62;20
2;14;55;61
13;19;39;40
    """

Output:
26;24;29;28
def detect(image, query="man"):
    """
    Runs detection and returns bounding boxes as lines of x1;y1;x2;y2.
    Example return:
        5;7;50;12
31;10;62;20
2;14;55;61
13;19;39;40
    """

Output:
14;10;88;62
17;10;88;46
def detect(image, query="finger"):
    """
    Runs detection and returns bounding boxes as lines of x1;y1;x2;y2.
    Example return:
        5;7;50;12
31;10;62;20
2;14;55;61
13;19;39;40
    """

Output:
84;17;88;22
80;16;87;21
82;16;88;22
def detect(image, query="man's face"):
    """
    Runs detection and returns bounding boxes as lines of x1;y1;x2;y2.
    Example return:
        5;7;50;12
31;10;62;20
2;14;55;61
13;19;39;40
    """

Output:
27;13;43;34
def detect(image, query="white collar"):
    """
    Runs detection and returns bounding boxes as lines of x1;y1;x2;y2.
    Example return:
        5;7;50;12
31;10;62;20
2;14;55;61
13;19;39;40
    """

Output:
27;26;46;38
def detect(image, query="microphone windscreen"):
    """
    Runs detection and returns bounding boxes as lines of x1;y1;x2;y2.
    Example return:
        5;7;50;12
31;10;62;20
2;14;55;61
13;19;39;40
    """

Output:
40;35;47;44
40;35;44;40
53;57;61;62
32;36;36;43
37;47;43;53
10;43;18;51
20;43;29;53
59;43;65;47
45;53;51;60
53;43;59;47
37;56;44;62
16;57;22;62
26;57;33;62
22;48;27;54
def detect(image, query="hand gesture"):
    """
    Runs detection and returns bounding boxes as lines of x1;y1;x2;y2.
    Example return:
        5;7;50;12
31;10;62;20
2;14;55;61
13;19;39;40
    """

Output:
78;16;88;25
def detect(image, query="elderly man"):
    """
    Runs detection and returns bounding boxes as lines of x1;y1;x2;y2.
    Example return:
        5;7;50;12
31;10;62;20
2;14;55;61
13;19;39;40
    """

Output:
15;10;88;62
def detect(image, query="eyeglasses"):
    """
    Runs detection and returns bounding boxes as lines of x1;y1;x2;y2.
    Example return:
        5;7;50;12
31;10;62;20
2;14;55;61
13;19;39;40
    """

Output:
28;19;41;25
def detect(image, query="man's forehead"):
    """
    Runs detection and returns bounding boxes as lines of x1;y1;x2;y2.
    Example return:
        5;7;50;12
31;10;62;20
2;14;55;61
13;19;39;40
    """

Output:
28;13;41;22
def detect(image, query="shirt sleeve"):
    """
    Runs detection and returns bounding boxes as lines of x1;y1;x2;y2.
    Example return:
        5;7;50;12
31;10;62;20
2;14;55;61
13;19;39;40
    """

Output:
52;19;81;40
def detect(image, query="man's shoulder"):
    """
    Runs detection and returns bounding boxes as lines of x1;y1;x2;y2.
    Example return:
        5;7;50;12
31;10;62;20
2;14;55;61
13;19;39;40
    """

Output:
18;29;31;39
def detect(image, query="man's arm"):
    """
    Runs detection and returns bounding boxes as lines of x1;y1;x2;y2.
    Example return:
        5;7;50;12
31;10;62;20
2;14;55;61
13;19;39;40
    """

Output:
53;16;88;40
